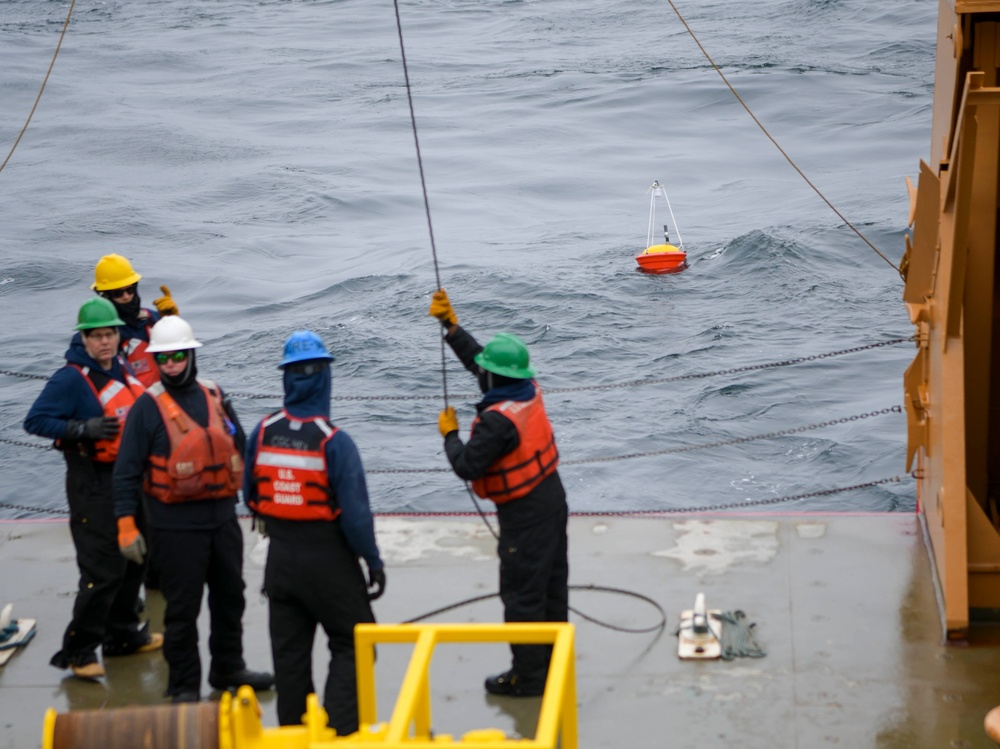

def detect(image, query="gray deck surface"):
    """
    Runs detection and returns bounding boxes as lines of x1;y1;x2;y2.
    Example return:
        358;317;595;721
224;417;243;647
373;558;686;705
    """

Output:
1;513;999;749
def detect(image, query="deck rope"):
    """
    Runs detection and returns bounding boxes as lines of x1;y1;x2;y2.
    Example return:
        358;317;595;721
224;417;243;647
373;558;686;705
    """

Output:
0;0;77;175
663;0;902;276
391;0;450;409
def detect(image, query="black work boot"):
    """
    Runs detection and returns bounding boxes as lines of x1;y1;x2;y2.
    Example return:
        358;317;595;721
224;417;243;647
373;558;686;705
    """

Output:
484;669;544;697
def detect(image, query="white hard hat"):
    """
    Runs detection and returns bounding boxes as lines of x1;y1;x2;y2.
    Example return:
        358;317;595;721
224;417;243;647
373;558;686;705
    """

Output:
146;316;204;352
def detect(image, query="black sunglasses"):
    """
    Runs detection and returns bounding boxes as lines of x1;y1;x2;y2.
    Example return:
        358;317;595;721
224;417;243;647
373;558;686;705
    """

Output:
154;351;188;365
104;284;138;300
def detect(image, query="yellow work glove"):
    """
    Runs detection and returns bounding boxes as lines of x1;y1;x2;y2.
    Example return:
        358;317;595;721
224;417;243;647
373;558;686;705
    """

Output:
428;289;458;328
117;516;147;565
438;406;459;437
153;285;179;316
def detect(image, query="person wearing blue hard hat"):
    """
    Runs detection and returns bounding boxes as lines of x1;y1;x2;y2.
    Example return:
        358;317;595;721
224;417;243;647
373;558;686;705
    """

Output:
243;330;385;734
428;289;568;699
278;329;336;368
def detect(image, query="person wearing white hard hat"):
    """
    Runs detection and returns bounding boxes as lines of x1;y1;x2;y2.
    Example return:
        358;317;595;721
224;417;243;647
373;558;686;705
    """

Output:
112;315;273;703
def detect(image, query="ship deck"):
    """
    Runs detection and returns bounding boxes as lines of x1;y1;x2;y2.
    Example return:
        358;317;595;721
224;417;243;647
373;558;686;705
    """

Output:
1;513;999;749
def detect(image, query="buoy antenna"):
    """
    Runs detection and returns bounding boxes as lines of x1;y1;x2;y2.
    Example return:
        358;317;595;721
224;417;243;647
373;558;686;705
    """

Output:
646;180;684;250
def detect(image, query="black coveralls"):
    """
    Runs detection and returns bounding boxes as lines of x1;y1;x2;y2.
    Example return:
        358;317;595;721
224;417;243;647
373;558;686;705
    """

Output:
262;520;375;732
23;353;149;670
113;378;249;697
56;453;148;667
442;325;569;690
244;390;382;734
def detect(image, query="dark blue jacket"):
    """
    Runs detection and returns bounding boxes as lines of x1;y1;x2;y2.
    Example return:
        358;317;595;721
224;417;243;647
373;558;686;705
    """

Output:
113;372;245;531
24;334;132;441
243;366;383;572
119;307;159;345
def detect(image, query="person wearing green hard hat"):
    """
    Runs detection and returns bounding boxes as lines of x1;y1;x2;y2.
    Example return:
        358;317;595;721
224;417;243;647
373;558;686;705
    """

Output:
24;297;163;682
91;253;181;388
428;288;568;699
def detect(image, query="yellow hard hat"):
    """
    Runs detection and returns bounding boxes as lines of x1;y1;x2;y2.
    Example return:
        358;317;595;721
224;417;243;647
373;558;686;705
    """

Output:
92;254;142;291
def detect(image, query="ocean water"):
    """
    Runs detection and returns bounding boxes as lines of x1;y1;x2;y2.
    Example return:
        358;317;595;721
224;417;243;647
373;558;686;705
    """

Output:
0;0;936;518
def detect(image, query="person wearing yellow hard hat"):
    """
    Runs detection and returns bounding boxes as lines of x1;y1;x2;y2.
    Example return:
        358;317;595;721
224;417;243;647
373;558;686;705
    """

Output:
23;298;164;681
428;289;568;699
91;253;181;388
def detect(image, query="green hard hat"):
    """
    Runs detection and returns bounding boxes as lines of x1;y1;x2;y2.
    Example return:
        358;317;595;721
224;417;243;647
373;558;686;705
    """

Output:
473;333;537;379
75;297;125;331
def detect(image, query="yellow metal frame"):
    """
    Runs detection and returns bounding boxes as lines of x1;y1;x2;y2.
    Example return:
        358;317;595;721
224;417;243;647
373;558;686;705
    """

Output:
225;622;577;749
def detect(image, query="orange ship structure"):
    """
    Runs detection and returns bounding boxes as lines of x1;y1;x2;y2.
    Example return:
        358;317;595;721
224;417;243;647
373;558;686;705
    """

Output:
635;180;687;274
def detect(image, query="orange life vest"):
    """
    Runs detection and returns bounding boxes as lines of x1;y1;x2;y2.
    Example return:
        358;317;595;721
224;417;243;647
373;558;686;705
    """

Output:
69;361;145;463
143;380;243;503
249;411;340;521
122;332;159;388
470;385;559;504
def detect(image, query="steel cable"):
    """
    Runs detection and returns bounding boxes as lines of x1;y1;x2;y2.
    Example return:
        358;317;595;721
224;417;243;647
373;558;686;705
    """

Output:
391;0;450;410
662;0;901;275
0;0;77;175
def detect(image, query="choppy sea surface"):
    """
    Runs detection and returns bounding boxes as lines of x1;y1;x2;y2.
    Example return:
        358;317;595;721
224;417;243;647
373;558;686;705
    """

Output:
0;0;936;519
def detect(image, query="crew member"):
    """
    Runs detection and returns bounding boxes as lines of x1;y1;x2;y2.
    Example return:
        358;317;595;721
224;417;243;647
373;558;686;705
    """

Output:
112;315;273;703
428;289;568;698
243;330;385;734
91;253;180;388
24;297;163;680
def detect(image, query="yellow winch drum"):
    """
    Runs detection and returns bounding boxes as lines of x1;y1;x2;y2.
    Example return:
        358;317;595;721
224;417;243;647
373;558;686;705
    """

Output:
43;701;219;749
42;622;577;749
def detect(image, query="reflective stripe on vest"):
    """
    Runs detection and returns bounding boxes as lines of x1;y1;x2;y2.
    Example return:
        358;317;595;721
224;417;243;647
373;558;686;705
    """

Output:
249;411;340;522
143;380;243;503
470;385;559;503
70;361;145;463
122;322;159;388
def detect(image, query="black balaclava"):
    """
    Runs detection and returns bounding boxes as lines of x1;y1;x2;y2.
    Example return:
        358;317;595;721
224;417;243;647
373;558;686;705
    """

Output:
160;349;198;389
477;366;520;394
111;289;143;328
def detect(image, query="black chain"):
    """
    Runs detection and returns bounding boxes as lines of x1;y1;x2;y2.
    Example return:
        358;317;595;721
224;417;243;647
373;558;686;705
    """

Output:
0;475;909;520
0;437;52;451
547;338;913;394
219;337;917;402
560;406;902;465
365;406;901;474
0;405;903;477
0;499;67;516
570;476;909;515
0;369;47;381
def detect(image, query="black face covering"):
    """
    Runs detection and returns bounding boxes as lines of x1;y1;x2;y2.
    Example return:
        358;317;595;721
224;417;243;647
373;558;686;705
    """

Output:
159;349;198;389
477;366;521;394
111;291;143;328
477;367;493;394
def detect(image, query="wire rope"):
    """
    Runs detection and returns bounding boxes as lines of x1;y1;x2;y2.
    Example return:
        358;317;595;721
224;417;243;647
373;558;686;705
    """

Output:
663;0;901;276
0;0;77;175
391;0;450;409
403;584;667;636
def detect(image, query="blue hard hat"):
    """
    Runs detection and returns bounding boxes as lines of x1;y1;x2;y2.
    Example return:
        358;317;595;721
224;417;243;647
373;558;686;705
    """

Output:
279;330;335;368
